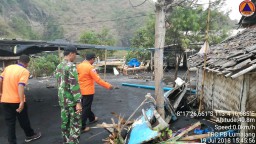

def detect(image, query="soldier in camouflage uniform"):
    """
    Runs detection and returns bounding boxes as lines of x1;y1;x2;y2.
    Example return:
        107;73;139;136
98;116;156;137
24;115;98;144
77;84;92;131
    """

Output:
55;46;82;144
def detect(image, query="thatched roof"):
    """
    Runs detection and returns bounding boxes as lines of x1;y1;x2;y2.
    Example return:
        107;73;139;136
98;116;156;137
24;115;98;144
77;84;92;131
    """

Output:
188;26;256;78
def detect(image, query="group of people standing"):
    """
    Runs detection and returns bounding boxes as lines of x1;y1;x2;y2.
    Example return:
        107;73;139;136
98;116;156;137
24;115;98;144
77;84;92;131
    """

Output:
56;46;114;143
0;46;114;144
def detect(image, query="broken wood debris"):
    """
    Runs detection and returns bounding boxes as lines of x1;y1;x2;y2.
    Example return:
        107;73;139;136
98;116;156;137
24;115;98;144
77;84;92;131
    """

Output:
95;123;118;128
95;78;244;144
168;122;201;142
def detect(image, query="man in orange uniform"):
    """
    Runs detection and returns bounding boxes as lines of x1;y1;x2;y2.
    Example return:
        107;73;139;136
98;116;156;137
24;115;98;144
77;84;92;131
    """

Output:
0;55;41;144
77;53;113;132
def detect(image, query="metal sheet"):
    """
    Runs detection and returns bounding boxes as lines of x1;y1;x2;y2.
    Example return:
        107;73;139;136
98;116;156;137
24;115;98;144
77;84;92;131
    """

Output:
125;108;160;144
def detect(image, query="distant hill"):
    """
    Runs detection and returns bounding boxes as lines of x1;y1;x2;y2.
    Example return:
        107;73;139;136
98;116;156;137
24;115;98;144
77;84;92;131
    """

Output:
0;0;153;46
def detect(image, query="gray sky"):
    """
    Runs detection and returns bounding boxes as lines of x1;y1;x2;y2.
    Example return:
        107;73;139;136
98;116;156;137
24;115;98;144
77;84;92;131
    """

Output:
151;0;243;21
198;0;242;21
226;0;243;21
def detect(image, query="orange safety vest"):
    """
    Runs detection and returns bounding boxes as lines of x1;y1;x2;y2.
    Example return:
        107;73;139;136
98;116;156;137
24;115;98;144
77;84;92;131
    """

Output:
0;64;29;103
77;61;111;95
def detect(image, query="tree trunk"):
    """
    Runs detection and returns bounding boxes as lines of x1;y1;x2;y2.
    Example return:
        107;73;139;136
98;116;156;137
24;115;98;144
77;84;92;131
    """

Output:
154;1;166;119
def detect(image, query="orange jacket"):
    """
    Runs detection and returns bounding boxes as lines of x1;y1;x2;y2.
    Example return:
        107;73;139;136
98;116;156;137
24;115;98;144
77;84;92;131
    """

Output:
77;61;112;95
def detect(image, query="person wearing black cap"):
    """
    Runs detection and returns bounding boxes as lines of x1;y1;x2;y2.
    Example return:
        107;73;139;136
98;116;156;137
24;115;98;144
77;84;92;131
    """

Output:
55;46;82;144
77;53;113;132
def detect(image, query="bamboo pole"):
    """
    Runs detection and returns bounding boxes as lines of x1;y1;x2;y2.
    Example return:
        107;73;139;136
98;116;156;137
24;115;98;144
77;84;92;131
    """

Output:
58;47;62;62
199;0;211;112
95;124;118;128
150;51;153;71
0;56;19;60
104;49;107;80
240;75;249;144
3;61;5;69
120;93;151;132
231;64;256;78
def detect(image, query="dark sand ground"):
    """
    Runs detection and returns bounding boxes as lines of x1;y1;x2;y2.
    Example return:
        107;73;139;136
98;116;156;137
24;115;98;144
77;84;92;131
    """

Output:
0;70;199;144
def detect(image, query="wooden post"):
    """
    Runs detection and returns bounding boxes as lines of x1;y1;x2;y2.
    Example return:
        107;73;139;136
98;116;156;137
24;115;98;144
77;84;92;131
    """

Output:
57;47;62;87
150;51;153;71
104;49;107;80
58;47;62;62
240;74;249;144
3;61;5;69
154;0;166;118
186;55;192;96
196;69;199;99
174;55;181;84
199;0;211;112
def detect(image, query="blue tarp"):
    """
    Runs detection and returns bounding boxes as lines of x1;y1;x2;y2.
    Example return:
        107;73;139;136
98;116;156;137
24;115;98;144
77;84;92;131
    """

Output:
127;58;140;67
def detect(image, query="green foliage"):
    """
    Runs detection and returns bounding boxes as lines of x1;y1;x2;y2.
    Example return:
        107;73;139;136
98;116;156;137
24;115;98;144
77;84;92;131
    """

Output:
0;0;68;39
160;128;173;140
167;0;234;47
42;18;64;40
113;9;147;47
29;54;59;77
79;28;116;59
0;0;152;46
130;0;235;54
126;15;155;61
131;15;155;48
4;0;18;5
0;5;2;14
10;16;40;39
0;19;13;37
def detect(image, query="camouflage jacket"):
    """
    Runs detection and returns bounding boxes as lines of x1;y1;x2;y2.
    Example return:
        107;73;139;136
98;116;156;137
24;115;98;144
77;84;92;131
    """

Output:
55;60;82;107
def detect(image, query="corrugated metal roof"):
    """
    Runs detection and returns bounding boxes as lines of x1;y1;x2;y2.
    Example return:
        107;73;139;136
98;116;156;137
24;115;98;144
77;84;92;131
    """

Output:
0;39;131;56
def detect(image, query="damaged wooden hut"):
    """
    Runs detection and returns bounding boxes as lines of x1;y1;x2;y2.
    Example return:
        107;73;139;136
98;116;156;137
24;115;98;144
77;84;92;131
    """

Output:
188;24;256;133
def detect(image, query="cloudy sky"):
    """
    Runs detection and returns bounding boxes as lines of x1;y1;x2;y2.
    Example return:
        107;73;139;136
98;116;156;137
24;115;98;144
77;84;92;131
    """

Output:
226;0;245;21
198;0;242;21
215;0;243;20
150;0;243;21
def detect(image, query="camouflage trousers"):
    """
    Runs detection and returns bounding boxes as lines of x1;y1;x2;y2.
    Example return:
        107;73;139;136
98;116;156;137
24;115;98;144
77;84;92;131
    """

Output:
61;106;81;144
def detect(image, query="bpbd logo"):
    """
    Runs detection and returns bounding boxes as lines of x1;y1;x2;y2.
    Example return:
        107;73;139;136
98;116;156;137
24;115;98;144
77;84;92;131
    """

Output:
239;0;255;17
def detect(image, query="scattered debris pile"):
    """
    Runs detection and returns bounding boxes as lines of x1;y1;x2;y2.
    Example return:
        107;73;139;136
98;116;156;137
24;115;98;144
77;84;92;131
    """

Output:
96;78;255;143
188;26;256;139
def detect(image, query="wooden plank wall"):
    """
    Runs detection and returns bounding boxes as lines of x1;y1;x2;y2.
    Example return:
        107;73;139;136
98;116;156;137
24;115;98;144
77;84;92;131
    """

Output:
248;73;256;111
247;73;256;134
197;70;256;134
197;69;243;111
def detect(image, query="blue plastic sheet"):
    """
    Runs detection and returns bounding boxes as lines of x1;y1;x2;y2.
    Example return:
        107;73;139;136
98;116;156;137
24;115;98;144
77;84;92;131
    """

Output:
127;58;141;67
